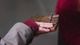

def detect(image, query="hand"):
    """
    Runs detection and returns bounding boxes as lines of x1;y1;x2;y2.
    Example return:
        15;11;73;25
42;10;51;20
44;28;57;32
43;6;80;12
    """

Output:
35;22;56;34
24;15;59;35
35;15;59;35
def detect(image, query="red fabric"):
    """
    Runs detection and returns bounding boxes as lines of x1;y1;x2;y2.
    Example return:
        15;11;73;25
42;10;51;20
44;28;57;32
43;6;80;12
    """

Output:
55;0;80;45
23;19;39;31
55;0;77;14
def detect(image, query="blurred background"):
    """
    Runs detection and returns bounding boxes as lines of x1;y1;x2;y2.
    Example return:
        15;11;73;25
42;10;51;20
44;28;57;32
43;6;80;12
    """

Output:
0;0;58;45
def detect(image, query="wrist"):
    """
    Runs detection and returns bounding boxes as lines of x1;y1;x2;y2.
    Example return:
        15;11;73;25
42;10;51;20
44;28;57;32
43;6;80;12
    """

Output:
23;19;39;32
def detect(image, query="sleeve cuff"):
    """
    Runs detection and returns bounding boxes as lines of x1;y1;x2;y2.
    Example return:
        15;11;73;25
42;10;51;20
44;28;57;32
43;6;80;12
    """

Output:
23;19;39;32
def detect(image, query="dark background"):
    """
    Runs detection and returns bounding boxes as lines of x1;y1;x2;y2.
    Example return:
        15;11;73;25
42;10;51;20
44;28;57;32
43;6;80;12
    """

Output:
0;0;58;45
